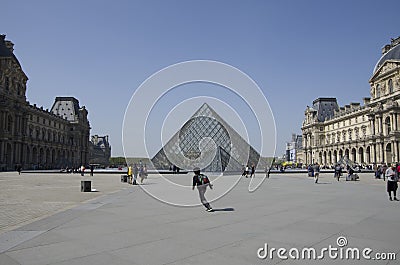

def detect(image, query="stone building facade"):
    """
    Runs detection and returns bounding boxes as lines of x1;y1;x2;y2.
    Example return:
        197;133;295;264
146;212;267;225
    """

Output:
89;135;111;166
0;35;90;171
302;36;400;166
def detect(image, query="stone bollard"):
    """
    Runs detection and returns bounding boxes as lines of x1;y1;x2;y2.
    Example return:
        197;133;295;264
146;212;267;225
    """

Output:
81;180;91;192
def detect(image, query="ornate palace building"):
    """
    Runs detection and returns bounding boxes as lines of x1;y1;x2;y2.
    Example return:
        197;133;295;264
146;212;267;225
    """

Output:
0;35;91;171
302;36;400;166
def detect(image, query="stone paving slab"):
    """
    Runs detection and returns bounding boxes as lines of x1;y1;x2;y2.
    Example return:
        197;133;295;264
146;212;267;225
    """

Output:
0;172;399;264
0;172;128;235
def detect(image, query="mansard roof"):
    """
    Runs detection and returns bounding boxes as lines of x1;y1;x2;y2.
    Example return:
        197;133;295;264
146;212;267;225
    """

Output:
0;35;23;69
373;37;400;73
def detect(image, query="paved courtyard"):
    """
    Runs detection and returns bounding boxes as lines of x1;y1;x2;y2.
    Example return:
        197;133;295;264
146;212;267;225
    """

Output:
0;171;399;265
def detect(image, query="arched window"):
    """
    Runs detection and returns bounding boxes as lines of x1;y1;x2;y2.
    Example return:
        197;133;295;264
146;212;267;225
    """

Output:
385;117;391;135
388;79;393;93
376;84;380;98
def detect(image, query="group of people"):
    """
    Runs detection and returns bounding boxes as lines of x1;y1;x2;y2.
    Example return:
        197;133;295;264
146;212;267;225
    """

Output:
59;165;95;176
169;164;181;174
241;164;255;178
374;163;400;201
307;163;358;183
127;163;147;185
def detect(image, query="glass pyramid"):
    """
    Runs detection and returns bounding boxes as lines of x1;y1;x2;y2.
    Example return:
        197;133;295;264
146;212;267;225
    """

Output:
151;103;264;172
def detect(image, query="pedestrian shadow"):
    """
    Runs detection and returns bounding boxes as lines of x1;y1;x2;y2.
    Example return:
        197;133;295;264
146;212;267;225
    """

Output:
316;182;332;185
212;208;235;212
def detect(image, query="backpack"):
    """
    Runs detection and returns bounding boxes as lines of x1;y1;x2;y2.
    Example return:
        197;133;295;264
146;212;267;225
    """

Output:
198;174;209;185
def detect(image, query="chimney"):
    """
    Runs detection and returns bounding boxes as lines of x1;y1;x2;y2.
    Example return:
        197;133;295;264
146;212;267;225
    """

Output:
382;44;391;54
5;40;14;53
363;97;371;105
350;102;360;109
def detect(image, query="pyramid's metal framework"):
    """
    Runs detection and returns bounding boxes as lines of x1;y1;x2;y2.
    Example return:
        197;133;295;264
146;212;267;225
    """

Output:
151;103;264;172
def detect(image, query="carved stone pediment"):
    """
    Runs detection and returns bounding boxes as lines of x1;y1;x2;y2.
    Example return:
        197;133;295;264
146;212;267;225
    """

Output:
381;62;396;75
386;100;399;108
374;102;383;112
371;61;400;81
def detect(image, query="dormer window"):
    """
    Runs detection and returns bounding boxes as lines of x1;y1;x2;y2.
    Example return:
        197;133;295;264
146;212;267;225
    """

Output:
388;79;393;93
376;84;380;98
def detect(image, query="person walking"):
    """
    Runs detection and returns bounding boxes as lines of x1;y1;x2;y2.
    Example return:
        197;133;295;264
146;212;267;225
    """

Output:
90;164;94;176
16;164;22;175
139;164;145;184
143;164;148;180
127;165;133;184
313;162;320;183
245;165;249;178
386;164;398;201
80;165;85;176
307;164;314;178
133;164;138;185
250;164;255;178
192;167;213;212
334;164;342;181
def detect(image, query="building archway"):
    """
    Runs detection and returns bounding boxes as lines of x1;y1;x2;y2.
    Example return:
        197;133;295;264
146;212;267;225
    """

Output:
32;147;38;167
385;143;393;164
328;151;332;165
339;149;343;160
45;148;51;168
333;150;338;164
366;146;371;164
351;148;357;163
345;149;350;159
358;147;364;164
39;148;44;168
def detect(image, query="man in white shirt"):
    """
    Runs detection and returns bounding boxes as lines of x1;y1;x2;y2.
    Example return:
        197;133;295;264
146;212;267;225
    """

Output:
386;164;398;201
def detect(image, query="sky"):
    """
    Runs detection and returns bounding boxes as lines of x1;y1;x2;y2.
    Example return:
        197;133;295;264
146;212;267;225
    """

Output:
2;0;400;157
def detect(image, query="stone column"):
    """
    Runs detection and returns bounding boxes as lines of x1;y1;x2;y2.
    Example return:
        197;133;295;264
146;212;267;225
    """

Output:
375;144;380;163
372;144;376;164
0;140;3;164
0;111;3;132
392;140;397;163
2;111;6;131
372;118;376;135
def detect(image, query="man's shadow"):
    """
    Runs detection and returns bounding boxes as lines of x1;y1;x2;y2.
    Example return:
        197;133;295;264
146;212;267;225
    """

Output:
211;208;235;212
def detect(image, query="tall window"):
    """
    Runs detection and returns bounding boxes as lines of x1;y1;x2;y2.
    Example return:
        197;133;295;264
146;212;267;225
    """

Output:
376;84;380;98
385;117;391;135
388;79;393;93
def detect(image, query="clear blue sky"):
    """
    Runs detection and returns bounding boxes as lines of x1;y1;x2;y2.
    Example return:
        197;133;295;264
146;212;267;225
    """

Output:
2;0;399;157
